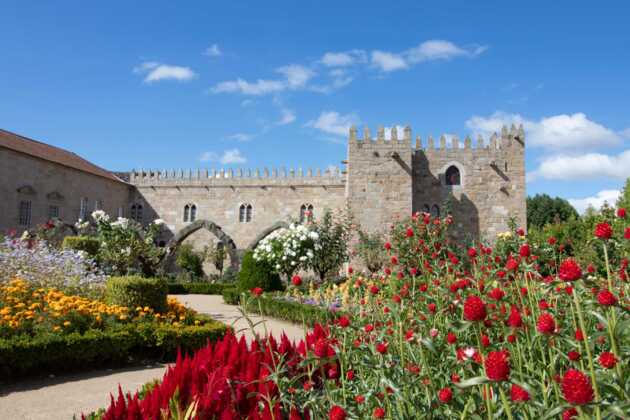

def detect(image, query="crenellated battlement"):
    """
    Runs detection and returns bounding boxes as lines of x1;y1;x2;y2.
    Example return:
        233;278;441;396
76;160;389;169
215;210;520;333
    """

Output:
349;124;525;154
128;166;345;187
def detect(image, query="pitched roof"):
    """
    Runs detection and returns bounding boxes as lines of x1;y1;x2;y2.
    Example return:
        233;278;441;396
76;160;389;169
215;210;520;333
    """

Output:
0;128;125;184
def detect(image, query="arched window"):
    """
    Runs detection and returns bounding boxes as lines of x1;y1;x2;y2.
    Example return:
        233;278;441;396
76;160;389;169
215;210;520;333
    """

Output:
239;204;253;223
130;203;143;223
300;204;314;223
183;205;190;222
445;165;461;186
190;204;197;222
431;205;440;218
423;204;430;214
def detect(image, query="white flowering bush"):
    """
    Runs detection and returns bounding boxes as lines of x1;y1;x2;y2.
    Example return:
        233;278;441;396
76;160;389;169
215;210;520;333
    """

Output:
253;223;320;279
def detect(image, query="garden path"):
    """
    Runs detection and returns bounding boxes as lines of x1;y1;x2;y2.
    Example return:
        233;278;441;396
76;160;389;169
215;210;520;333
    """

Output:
0;294;306;420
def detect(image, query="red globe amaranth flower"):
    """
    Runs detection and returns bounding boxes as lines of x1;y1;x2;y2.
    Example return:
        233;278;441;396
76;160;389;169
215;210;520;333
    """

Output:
251;287;263;297
548;236;557;245
488;287;505;301
536;312;556;335
559;259;582;281
563;408;578;420
384;242;392;250
347;267;353;275
561;369;594;405
376;342;388;354
599;351;618;369
484;350;510;381
597;289;618;306
427;303;436;313
519;244;531;257
468;248;477;258
517;228;525;236
594;222;613;240
369;285;380;295
617;207;627;218
510;384;530;402
291;275;302;286
463;295;487;322
438;387;453;403
355;395;365;404
337;316;350;328
373;407;385;418
625;227;630;239
507;306;523;328
568;351;581;361
406;227;414;237
575;329;584;341
329;406;346;420
506;257;519;271
447;332;457;344
481;334;491;347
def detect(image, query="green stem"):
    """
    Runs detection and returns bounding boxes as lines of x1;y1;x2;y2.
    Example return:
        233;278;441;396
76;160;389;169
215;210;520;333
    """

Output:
498;386;514;420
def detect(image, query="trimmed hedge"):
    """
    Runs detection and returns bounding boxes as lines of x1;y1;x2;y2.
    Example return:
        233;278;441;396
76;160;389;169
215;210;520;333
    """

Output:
0;320;228;379
106;276;168;313
238;251;284;292
167;282;228;295
62;235;101;257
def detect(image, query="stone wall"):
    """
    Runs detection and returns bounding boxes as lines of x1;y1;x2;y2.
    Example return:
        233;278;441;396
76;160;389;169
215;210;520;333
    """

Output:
0;147;133;233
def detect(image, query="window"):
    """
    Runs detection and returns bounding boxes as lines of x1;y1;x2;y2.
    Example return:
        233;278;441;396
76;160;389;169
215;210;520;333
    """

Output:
445;165;461;186
49;205;59;219
118;207;124;218
183;204;197;222
19;201;32;226
184;205;190;222
431;205;440;218
239;204;253;223
190;204;197;222
130;203;143;223
94;200;102;210
79;197;88;220
300;204;314;223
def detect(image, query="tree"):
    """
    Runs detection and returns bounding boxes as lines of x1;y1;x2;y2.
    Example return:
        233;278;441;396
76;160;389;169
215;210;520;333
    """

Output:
176;244;204;278
204;242;227;276
526;194;578;229
308;209;353;281
616;177;630;211
355;230;386;273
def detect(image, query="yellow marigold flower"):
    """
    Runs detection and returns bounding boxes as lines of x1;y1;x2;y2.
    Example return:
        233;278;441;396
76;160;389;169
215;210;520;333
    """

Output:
63;321;71;327
119;314;128;321
53;326;61;332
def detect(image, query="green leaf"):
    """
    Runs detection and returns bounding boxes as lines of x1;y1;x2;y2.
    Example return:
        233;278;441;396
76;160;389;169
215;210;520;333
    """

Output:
542;405;570;420
590;310;609;328
453;376;489;388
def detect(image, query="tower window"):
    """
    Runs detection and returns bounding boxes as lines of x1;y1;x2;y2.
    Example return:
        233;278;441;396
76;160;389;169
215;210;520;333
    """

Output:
184;205;190;222
300;204;314;223
445;166;461;186
130;203;143;223
19;201;32;226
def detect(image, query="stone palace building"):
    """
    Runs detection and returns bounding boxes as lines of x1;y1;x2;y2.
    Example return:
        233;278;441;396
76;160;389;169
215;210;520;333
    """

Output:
0;125;526;268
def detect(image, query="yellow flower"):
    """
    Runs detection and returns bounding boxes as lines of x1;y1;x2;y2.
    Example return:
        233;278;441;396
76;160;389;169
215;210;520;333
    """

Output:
53;326;61;332
194;320;201;326
63;321;71;327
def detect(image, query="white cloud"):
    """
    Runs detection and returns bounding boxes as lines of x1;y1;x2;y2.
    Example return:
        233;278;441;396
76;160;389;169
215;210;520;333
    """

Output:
204;44;222;57
466;111;622;150
371;40;487;72
133;62;196;83
226;133;254;142
529;150;630;181
568;190;620;214
621;128;630;139
277;108;296;125
321;50;367;67
200;149;246;164
276;64;315;88
211;78;285;95
371;51;408;72
306;111;360;137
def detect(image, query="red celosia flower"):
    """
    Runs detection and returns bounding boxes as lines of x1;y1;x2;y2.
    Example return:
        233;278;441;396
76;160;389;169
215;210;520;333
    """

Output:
438;387;453;403
314;338;335;358
561;369;594;405
597;289;618;306
519;244;531;257
484;350;510;381
373;407;385;418
488;287;505;301
559;259;582;281
594;222;613;240
329;405;346;420
510;384;530;402
617;207;627;218
536;312;556;335
568;351;581;361
291;275;302;286
463;295;487;322
599;351;618;369
251;287;263;297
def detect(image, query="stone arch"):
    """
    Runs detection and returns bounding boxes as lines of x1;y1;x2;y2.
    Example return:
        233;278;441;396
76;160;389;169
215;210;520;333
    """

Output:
246;221;289;251
439;161;466;187
162;219;239;271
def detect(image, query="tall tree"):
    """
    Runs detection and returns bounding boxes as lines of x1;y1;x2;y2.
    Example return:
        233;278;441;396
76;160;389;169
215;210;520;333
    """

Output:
527;194;578;229
616;178;630;210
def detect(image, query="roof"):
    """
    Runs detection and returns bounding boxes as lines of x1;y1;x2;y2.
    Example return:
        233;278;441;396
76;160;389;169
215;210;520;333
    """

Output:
0;128;125;184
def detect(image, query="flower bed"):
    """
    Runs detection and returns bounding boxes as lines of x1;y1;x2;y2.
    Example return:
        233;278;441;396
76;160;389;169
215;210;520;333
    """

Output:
99;211;629;419
0;279;229;378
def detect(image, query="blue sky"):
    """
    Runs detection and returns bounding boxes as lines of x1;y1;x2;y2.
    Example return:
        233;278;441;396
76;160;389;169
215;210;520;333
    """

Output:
1;1;629;212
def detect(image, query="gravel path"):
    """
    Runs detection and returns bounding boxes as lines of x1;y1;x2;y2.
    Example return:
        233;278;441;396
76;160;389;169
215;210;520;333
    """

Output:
0;294;306;420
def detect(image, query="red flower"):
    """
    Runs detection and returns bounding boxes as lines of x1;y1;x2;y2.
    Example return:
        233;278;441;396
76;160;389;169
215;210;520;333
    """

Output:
347;266;353;274
561;369;594;405
594;222;613;240
376;342;388;354
597;289;617;306
251;287;263;297
369;285;380;295
488;287;505;301
559;259;582;281
617;208;627;218
337;316;350;328
506;257;519;271
568;351;581;361
468;248;477;258
507;306;523;328
384;242;392;250
406;227;414;237
510;384;530;402
563;408;578;420
447;332;457;344
481;334;491;347
355;395;365;404
517;228;525;236
391;256;398;265
548;236;557;245
484;350;510;381
463;295;487;322
536;312;556;335
625;227;630;239
373;407;385;418
575;329;584;341
438;387;453;403
599;351;618;369
329;406;347;420
427;303;436;313
519;244;531;257
291;275;302;286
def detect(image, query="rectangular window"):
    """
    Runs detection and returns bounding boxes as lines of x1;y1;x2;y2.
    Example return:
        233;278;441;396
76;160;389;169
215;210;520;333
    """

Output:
48;205;59;219
79;197;88;220
118;207;124;218
19;201;32;226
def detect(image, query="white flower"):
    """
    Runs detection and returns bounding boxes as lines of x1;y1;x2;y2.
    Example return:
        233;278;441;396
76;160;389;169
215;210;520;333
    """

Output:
91;210;109;222
153;219;165;226
112;217;129;229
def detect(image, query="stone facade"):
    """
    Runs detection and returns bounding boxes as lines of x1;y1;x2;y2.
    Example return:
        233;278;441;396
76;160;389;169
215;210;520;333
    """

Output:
0;147;133;233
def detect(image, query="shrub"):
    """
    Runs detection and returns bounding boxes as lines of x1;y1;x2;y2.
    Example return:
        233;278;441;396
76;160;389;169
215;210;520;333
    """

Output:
238;251;284;292
167;282;227;295
221;287;241;305
175;244;204;278
105;276;168;313
245;296;336;326
62;236;101;257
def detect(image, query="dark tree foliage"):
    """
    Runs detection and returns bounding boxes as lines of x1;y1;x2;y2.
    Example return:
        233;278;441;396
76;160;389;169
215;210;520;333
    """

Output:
527;194;578;229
